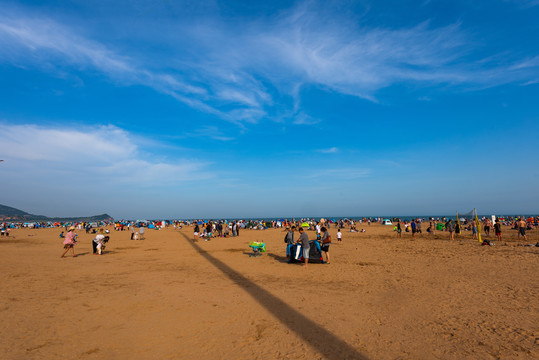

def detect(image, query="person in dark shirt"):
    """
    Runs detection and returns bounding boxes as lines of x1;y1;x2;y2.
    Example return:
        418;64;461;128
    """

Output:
494;220;502;241
285;226;296;262
320;227;331;264
193;224;200;242
206;223;212;241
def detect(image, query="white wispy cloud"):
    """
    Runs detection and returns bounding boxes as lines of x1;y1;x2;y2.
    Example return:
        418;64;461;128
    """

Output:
1;2;538;125
293;112;322;125
306;168;371;179
317;147;339;154
0;123;213;185
184;126;236;141
0;13;266;125
504;0;539;8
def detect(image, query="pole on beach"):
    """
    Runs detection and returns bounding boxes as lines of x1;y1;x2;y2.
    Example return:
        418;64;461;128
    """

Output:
475;208;482;243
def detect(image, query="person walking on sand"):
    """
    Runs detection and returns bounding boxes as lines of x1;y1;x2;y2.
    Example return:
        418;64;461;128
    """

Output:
61;226;77;258
411;219;417;238
494;219;502;241
337;228;342;244
297;227;310;267
517;218;527;240
130;225;135;240
396;221;402;238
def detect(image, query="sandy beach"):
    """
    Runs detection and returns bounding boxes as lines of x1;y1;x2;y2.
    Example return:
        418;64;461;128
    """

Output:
1;223;537;359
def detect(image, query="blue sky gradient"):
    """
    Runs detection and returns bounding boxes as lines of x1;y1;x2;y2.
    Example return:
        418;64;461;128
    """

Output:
0;0;538;219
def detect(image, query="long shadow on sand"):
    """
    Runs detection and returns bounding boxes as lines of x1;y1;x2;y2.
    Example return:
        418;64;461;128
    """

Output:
266;253;289;263
180;233;368;360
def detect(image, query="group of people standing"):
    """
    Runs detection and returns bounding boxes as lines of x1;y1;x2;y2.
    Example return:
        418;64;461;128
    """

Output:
192;221;242;241
284;225;333;267
394;218;506;242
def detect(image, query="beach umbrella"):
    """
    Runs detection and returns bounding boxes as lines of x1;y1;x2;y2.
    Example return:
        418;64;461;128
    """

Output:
301;222;309;228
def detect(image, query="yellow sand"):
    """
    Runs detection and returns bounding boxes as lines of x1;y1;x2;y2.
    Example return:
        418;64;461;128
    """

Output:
0;223;537;359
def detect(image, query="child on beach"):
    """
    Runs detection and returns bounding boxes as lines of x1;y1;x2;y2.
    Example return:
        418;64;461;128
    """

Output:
472;223;478;240
337;229;342;244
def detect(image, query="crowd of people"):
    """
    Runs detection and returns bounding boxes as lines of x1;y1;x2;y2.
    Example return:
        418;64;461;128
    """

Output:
391;215;539;244
2;214;537;260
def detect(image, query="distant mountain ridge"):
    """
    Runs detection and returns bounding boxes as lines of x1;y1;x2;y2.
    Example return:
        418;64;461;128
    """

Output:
0;204;113;222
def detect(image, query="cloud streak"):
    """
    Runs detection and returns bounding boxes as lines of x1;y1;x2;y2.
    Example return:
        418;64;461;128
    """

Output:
0;123;213;186
0;13;264;125
317;147;339;154
306;168;371;180
1;2;538;126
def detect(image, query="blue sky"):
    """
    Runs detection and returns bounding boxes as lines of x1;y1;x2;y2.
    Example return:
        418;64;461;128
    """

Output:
0;0;538;219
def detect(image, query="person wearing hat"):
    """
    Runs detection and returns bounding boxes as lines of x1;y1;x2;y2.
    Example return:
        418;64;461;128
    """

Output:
61;227;78;258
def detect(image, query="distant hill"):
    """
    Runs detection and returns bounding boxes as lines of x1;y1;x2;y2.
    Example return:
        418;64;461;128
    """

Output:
0;204;29;217
0;204;114;222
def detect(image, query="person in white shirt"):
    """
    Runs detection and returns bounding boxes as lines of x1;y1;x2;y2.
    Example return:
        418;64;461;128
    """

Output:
93;234;109;255
139;226;145;240
337;229;342;244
